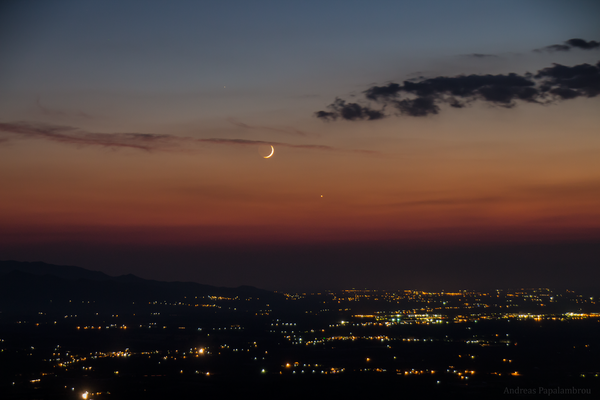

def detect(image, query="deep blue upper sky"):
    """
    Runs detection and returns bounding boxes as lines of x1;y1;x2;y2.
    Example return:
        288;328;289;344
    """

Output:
2;0;599;98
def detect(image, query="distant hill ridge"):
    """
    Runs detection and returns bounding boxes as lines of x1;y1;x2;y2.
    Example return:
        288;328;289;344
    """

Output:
0;260;129;281
0;260;261;289
0;260;280;312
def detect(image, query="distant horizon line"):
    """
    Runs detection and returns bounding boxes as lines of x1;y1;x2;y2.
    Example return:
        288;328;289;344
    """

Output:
2;259;599;295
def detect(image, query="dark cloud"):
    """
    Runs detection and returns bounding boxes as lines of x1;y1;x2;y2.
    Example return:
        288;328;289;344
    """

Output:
365;83;402;101
566;39;600;50
394;97;439;117
0;122;376;154
548;87;580;100
535;62;600;98
400;73;536;100
314;98;385;121
315;61;600;120
461;53;498;58
539;44;571;53
535;38;600;53
314;110;338;121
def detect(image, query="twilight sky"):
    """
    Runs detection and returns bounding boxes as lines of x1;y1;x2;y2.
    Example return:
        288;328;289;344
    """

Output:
1;0;599;291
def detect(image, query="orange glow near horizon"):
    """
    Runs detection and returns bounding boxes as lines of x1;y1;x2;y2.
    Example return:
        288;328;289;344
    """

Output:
1;102;599;248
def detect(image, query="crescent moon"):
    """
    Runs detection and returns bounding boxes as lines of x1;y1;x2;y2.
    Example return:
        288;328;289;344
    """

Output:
264;145;274;158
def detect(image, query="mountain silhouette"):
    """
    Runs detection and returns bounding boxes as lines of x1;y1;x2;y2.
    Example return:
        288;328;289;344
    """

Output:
0;260;282;313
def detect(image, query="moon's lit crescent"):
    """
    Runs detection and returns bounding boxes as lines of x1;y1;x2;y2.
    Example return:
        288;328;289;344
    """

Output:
264;145;274;158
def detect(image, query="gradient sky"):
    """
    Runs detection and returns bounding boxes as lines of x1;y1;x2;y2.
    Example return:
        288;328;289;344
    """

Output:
1;0;599;290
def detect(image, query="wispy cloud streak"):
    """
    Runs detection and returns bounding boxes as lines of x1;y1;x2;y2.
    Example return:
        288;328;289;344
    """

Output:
0;122;376;154
397;196;503;207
